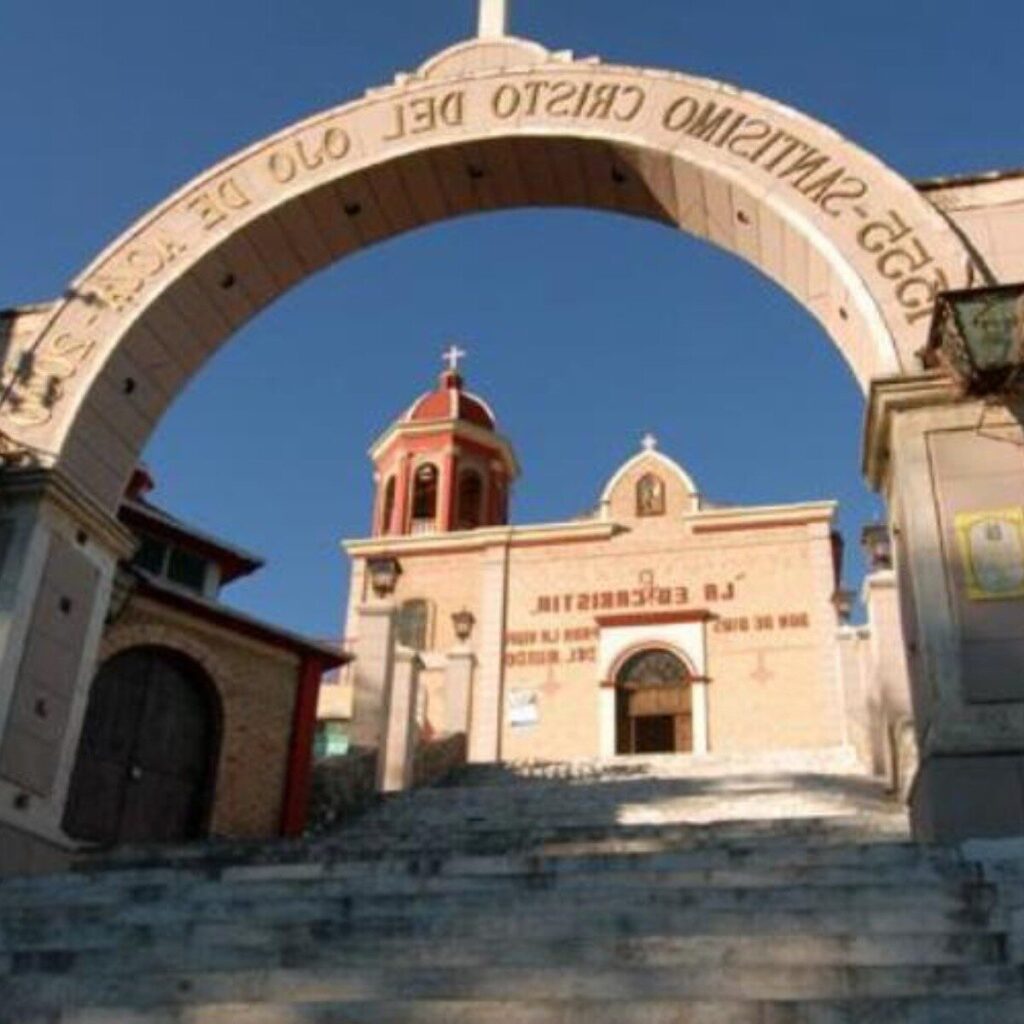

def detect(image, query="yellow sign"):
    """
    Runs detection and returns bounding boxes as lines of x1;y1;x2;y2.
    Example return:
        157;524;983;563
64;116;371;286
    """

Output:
955;508;1024;600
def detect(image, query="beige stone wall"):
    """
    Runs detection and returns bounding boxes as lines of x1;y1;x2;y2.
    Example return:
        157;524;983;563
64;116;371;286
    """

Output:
921;174;1024;284
100;597;300;838
344;489;845;763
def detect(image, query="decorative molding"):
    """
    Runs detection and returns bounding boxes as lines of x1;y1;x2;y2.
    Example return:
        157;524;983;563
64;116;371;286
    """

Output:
861;372;962;488
1;467;135;558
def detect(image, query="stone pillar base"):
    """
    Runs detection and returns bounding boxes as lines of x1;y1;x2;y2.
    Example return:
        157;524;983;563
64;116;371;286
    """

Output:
444;648;475;737
911;752;1024;841
376;647;422;794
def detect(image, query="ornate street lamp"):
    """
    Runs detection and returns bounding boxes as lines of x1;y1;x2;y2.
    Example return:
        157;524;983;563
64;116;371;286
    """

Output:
832;589;855;624
366;555;401;598
106;566;138;624
451;608;476;643
924;283;1024;394
861;524;893;571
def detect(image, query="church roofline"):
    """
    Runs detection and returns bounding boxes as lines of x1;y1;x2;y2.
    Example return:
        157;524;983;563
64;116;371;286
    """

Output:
598;446;699;513
688;500;837;532
343;518;619;557
343;497;838;557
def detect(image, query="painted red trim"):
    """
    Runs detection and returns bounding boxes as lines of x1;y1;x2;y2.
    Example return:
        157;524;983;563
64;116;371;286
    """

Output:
691;517;822;534
280;655;325;837
595;609;714;628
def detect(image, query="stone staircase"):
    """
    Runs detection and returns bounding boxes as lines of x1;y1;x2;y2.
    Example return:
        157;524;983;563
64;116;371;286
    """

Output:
2;746;1023;1022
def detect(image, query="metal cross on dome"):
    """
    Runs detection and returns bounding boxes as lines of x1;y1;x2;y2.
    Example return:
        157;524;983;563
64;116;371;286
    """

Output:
642;433;658;452
477;0;510;38
443;344;467;372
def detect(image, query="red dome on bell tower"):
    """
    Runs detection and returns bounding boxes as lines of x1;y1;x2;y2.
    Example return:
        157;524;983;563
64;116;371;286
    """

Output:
369;347;519;537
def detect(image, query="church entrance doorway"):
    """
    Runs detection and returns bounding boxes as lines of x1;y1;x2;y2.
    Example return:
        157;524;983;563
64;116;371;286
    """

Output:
63;647;220;846
614;649;693;755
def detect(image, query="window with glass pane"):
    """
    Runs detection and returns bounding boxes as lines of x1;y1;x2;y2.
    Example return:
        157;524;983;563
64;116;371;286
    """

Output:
396;598;430;650
167;547;208;593
132;534;167;575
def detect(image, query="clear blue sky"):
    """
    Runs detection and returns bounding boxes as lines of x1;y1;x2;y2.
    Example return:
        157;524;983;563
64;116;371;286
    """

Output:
2;1;1021;638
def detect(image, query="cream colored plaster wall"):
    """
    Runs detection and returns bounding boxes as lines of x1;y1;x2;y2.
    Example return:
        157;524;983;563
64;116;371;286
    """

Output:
922;175;1024;284
350;549;486;741
352;509;845;761
101;597;300;838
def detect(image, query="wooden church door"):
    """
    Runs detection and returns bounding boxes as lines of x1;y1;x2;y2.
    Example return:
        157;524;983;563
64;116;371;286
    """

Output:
614;648;694;755
63;646;219;846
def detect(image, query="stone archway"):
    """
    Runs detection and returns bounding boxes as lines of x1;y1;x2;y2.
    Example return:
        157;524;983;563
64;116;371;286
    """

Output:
0;31;1020;855
0;35;982;508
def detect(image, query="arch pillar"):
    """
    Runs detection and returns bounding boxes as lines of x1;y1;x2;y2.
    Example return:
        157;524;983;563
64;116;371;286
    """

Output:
0;467;134;871
865;375;1024;840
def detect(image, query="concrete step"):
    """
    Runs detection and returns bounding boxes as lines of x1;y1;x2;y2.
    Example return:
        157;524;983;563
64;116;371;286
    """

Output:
0;854;978;914
72;812;910;879
44;996;1024;1024
320;818;911;859
1;895;1005;957
0;877;997;933
7;963;1024;1012
4;931;1009;978
457;746;869;784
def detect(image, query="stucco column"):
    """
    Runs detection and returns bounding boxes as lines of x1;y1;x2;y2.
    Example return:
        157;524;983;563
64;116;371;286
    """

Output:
392;454;413;536
444;647;476;736
469;542;509;762
438;447;457;532
349;602;396;750
862;564;916;795
0;468;135;871
865;373;1024;840
376;646;421;793
692;680;710;754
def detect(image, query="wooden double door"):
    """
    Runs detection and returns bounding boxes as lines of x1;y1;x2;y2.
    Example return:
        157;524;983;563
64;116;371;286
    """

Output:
63;646;219;846
614;648;693;755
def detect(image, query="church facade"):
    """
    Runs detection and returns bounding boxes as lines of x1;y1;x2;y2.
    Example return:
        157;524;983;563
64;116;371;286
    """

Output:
328;357;874;766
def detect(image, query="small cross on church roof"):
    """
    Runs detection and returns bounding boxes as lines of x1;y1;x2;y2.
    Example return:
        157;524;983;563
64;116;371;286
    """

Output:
443;344;467;373
642;433;658;452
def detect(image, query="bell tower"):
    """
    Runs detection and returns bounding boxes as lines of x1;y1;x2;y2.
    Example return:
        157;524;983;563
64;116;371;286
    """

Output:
369;348;519;537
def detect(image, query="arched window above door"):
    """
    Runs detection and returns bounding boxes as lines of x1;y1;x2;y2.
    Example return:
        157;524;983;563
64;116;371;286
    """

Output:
636;473;666;517
616;648;689;687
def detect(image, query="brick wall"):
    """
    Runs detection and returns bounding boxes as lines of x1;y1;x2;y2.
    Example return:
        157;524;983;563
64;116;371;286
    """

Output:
100;596;301;838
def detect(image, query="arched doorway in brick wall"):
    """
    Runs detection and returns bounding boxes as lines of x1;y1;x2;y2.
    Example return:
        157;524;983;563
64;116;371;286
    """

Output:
63;646;221;846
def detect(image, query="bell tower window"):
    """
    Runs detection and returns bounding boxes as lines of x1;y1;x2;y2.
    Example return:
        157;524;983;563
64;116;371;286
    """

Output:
411;464;439;534
457;469;485;530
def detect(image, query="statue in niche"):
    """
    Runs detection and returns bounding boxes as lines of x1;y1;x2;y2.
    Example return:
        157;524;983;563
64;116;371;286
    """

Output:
636;473;665;517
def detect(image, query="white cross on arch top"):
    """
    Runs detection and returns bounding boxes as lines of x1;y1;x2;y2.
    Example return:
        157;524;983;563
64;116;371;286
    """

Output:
478;0;510;38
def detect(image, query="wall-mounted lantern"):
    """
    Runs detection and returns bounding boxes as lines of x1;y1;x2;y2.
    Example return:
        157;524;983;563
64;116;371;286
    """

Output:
924;283;1024;393
832;589;855;624
451;607;476;643
861;523;893;572
367;555;401;599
